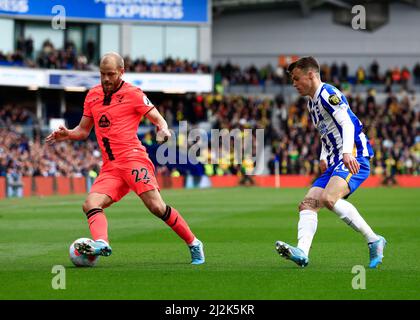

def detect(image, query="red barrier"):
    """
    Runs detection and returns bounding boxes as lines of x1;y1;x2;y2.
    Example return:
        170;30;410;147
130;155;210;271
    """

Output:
156;174;175;189
22;177;32;197
56;177;71;195
254;175;314;188
5;175;418;199
34;176;54;196
0;177;5;199
254;175;276;187
210;175;240;187
72;177;86;194
396;175;420;187
362;176;383;187
156;174;164;188
171;176;185;189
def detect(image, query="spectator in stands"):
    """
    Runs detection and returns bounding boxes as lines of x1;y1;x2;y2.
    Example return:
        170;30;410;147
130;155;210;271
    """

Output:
123;56;211;74
275;65;286;84
25;37;34;60
340;62;348;82
0;156;7;176
239;156;255;186
383;156;397;186
391;66;401;84
401;67;411;87
6;167;23;198
214;60;420;87
356;66;366;84
320;63;331;83
1;82;418;179
330;62;339;83
2;42;419;88
369;60;380;83
413;63;420;85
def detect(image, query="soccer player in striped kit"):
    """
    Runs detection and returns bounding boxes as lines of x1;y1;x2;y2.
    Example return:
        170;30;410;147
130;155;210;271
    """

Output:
46;52;205;265
275;56;386;268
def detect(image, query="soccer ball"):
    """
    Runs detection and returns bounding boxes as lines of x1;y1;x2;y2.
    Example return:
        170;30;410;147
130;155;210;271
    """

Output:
69;238;99;267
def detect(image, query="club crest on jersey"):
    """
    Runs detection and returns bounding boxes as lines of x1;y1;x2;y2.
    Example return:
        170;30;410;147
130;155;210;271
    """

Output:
328;94;341;106
99;115;111;128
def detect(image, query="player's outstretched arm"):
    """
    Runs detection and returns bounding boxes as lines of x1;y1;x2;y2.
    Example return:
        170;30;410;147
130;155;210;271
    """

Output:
45;116;94;144
145;107;172;143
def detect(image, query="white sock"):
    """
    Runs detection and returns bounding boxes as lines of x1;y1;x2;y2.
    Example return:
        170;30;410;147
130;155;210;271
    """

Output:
297;210;318;257
332;199;379;243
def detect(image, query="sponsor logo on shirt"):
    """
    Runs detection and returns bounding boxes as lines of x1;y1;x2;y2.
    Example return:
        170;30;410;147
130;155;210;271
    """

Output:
99;114;111;128
318;121;328;135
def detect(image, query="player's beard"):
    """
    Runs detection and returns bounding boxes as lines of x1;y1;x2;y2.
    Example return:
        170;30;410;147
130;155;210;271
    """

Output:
102;82;113;94
102;79;122;94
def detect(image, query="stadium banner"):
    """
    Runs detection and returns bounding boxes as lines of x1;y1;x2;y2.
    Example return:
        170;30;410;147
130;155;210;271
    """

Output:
47;69;213;93
0;67;47;87
123;72;213;93
0;0;209;24
0;67;213;92
47;70;100;89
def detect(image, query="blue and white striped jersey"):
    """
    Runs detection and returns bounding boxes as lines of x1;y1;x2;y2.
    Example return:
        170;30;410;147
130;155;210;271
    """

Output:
307;82;374;166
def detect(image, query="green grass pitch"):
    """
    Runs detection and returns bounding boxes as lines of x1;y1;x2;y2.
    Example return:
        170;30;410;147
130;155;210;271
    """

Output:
0;187;419;300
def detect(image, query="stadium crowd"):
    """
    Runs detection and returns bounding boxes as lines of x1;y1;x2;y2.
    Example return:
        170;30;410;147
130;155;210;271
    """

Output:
214;61;420;87
0;127;101;178
151;91;419;179
124;56;211;74
0;104;101;181
1;38;93;70
267;91;419;180
0;38;212;73
3;37;419;83
1;88;418;183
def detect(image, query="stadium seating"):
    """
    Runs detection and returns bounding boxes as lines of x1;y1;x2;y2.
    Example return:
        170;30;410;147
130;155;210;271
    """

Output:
1;83;418;183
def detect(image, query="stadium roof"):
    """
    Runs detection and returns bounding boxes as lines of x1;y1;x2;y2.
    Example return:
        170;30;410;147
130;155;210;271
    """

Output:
212;0;420;16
